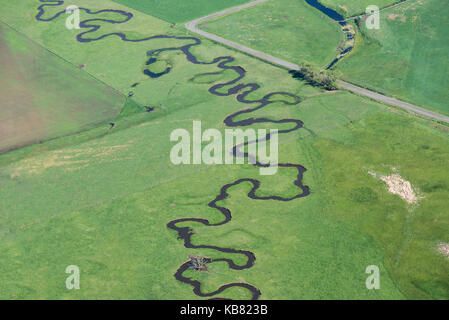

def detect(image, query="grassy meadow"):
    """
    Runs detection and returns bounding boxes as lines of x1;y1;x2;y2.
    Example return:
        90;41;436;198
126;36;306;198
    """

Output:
335;0;449;115
202;0;342;68
320;0;399;16
0;21;125;153
112;0;251;23
0;0;448;300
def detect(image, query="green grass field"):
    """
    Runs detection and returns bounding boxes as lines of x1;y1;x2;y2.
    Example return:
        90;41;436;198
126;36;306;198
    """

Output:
0;21;125;153
112;0;251;23
320;0;399;16
202;0;342;68
0;0;448;300
335;0;449;115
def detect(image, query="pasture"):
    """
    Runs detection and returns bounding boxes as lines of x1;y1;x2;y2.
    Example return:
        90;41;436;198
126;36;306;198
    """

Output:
336;0;449;115
199;0;343;67
0;0;447;300
320;0;399;16
0;21;125;153
202;0;342;68
112;0;251;23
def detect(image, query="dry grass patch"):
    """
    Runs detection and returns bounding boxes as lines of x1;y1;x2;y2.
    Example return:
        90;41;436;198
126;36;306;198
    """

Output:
437;243;449;258
369;170;422;204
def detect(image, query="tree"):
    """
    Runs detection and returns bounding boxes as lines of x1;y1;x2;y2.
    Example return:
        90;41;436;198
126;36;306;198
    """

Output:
188;255;210;271
289;63;337;91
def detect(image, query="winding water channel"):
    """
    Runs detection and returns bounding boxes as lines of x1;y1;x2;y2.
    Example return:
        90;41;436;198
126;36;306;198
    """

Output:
34;0;363;300
305;0;355;68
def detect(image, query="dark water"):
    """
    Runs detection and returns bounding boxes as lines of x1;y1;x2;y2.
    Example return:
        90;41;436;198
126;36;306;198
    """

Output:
327;57;339;69
144;57;172;78
305;0;346;25
304;0;354;69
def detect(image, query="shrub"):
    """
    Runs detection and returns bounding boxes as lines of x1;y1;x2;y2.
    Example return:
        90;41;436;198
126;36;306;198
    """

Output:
188;255;210;271
289;63;337;90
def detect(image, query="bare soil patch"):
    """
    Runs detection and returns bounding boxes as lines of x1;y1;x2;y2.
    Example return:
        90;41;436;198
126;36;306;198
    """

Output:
0;23;124;154
437;243;449;258
369;170;421;204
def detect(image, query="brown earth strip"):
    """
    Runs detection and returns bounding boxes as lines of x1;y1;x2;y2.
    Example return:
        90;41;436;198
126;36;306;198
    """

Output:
0;24;48;152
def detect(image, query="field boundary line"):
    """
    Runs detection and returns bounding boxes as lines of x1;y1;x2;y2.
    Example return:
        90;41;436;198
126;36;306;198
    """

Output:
185;0;297;70
341;0;414;22
336;81;449;123
109;0;173;24
184;0;449;124
0;19;127;100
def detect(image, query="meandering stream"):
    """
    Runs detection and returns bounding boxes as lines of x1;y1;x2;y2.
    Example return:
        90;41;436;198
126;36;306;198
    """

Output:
305;0;355;68
35;0;310;300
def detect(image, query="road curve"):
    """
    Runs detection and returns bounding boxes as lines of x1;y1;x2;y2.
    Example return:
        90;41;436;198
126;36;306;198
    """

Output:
185;0;449;124
185;0;300;70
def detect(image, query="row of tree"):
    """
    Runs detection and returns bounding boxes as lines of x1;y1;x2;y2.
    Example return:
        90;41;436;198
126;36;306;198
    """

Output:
289;63;337;91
